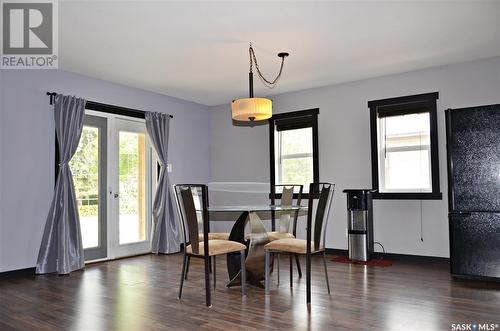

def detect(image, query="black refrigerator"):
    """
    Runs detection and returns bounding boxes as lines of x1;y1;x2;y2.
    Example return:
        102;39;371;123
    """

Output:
446;104;500;281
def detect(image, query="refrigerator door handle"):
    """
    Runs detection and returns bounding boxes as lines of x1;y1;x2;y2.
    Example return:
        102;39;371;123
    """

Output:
449;212;472;217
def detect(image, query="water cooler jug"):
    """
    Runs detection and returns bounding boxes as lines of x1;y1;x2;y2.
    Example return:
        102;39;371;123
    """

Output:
342;189;375;261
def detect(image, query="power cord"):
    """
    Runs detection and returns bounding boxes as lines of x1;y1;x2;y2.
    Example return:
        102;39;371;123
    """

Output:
420;200;424;242
374;241;386;259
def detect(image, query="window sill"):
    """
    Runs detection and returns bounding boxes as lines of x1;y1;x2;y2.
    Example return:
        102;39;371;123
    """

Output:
372;192;442;200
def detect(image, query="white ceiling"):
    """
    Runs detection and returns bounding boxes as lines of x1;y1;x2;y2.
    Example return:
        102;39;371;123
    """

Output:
59;1;500;106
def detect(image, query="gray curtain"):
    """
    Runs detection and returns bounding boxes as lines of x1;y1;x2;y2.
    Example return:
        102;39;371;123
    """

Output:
146;112;180;254
36;94;86;274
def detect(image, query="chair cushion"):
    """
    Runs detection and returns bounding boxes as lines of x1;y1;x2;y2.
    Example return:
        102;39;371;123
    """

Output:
244;231;295;241
267;231;295;241
198;232;230;241
187;240;246;257
264;238;324;254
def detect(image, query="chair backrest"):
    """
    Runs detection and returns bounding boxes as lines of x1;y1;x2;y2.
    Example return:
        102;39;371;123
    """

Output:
274;184;303;234
173;184;209;255
306;182;335;252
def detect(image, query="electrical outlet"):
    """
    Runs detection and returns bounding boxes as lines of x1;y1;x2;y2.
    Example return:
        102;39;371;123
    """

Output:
167;163;172;173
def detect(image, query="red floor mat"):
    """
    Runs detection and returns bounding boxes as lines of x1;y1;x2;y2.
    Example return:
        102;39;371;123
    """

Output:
331;255;393;267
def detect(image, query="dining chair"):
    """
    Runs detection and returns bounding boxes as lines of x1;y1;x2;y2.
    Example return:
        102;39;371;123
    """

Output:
270;184;303;287
179;185;230;283
173;184;247;307
264;182;335;305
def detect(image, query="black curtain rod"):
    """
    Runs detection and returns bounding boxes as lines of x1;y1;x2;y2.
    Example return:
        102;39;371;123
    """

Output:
46;92;173;119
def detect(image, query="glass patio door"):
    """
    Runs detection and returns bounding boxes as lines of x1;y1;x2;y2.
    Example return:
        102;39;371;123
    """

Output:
70;115;108;261
109;118;152;258
72;113;152;261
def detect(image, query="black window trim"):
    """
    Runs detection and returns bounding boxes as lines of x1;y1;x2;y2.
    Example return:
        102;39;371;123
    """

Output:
269;108;320;201
368;92;442;200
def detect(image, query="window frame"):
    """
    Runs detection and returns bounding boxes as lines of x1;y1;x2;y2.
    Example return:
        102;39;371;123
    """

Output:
368;92;442;200
269;108;320;200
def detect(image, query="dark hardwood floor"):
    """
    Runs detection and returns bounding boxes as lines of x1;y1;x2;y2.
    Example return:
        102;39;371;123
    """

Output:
1;254;499;331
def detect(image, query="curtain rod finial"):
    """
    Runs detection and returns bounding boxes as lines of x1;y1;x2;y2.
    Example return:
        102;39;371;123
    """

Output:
46;92;56;105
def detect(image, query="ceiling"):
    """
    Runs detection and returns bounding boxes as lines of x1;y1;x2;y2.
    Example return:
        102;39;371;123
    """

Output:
59;1;500;106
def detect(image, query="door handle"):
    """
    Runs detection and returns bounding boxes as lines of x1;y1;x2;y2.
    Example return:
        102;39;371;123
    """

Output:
449;212;472;217
114;193;119;198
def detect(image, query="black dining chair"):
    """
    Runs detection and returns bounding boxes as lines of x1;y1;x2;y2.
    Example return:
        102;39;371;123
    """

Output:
180;186;230;285
264;182;335;305
173;184;247;307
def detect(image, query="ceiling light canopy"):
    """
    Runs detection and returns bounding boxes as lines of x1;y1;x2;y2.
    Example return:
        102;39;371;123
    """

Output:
231;43;289;122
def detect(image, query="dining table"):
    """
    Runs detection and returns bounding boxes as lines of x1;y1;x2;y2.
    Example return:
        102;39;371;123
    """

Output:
207;204;306;288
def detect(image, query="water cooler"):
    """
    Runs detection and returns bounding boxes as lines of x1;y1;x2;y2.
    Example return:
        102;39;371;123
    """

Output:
342;189;375;261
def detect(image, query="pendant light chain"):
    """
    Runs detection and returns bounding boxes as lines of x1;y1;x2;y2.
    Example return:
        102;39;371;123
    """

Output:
249;44;254;73
249;44;286;89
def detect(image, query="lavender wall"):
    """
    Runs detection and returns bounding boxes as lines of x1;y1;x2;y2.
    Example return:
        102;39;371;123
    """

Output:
0;70;210;272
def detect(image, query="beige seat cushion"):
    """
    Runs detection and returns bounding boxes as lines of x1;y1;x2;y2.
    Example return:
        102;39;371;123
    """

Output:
198;232;230;241
267;231;295;241
244;231;295;241
187;240;246;257
264;238;324;254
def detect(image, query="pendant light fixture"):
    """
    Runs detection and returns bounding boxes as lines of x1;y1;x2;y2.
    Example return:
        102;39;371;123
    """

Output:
231;43;289;122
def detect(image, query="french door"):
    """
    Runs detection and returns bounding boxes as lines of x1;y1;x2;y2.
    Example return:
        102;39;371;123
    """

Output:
110;118;152;258
71;112;153;261
71;115;108;260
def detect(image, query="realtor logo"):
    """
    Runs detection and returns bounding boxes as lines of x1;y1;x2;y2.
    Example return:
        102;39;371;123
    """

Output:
1;0;58;68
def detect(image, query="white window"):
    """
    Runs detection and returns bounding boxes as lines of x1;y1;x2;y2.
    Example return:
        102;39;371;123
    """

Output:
276;127;314;190
377;112;431;193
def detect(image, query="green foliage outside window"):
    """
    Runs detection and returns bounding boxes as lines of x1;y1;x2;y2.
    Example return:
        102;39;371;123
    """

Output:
70;127;99;217
70;127;142;217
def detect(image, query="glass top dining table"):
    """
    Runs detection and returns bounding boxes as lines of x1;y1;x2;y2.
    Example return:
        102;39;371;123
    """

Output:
204;204;307;288
207;205;305;213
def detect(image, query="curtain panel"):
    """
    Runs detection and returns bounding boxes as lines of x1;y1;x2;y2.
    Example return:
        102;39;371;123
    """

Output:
36;94;86;275
145;112;180;254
